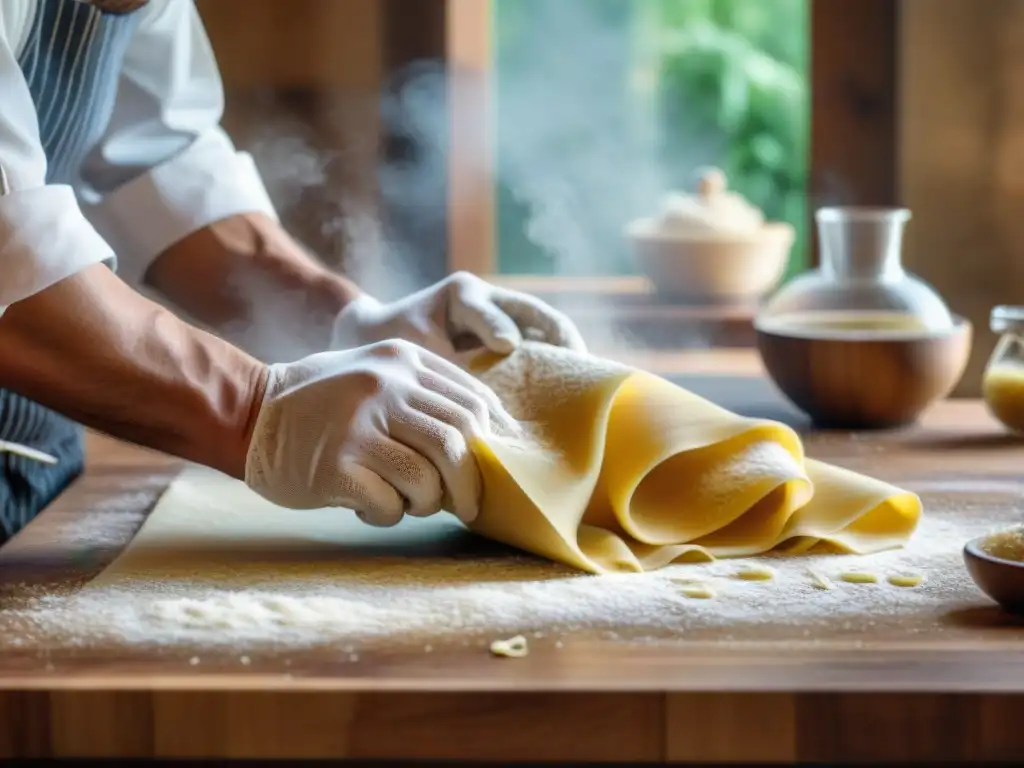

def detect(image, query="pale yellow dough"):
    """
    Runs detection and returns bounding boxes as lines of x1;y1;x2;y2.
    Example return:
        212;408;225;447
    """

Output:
89;343;921;585
490;635;529;658
839;571;880;585
887;573;925;588
465;343;921;574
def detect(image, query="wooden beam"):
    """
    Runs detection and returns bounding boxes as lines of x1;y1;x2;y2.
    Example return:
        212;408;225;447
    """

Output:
809;0;899;263
446;0;496;275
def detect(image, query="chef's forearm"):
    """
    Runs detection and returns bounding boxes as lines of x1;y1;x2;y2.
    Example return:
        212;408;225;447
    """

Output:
0;264;267;478
144;213;364;361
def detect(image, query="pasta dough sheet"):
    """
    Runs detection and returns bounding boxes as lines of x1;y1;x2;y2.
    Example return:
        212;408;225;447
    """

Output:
466;343;921;574
90;343;921;586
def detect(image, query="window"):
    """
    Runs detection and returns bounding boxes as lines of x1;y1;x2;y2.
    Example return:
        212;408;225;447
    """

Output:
493;0;810;281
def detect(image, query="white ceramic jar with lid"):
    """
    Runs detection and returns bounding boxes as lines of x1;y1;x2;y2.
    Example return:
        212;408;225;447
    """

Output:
626;168;794;304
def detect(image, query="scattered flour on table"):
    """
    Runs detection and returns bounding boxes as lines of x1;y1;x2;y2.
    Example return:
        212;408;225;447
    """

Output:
47;509;148;549
1;351;1014;656
0;490;1011;654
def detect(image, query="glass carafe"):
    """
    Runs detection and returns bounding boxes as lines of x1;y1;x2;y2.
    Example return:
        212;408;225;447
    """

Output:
755;207;954;335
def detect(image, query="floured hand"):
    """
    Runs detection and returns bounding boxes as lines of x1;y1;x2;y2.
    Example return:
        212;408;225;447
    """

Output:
244;340;518;527
330;272;587;362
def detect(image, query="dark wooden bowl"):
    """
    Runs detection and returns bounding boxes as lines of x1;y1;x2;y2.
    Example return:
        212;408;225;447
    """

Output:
755;315;972;430
964;535;1024;615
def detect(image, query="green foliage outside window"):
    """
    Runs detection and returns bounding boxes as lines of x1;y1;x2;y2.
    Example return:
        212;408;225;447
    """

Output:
493;0;809;280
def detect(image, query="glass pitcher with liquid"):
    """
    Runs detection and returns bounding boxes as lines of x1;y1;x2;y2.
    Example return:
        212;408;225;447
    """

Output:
753;206;969;430
755;207;954;334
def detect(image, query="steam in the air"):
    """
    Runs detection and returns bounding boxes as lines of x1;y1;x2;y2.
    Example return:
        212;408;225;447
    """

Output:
228;1;738;361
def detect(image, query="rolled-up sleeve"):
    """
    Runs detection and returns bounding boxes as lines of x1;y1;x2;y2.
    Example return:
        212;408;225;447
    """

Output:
0;7;114;318
77;0;278;288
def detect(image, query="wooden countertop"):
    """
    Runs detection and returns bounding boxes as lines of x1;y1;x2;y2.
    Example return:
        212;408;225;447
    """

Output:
2;350;1024;762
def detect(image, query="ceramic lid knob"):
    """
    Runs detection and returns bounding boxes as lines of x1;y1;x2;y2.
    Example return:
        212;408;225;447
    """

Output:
696;166;727;198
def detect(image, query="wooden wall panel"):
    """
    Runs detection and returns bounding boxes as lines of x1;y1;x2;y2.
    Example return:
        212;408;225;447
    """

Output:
195;0;382;89
194;0;385;276
899;0;1024;397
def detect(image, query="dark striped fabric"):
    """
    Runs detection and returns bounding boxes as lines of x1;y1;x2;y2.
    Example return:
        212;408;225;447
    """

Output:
0;0;143;542
18;0;141;183
0;393;84;541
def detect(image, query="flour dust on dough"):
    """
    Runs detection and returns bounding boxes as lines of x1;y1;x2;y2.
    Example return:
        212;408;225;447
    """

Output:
89;342;921;587
465;342;921;574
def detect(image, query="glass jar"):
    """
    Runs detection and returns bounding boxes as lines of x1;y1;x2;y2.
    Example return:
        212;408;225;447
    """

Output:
755;207;954;335
983;306;1024;433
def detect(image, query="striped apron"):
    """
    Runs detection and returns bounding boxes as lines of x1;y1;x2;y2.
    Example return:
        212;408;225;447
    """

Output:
0;0;144;542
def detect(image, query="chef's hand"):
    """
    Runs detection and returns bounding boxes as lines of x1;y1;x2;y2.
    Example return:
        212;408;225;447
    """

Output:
244;340;518;526
330;272;587;361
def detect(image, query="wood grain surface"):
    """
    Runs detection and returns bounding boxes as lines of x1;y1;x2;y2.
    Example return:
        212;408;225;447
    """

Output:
2;353;1024;761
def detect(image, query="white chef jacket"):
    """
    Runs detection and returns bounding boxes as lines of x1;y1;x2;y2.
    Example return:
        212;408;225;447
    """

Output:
0;0;279;317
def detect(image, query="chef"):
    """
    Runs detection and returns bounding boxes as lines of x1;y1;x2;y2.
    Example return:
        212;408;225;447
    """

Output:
0;0;586;543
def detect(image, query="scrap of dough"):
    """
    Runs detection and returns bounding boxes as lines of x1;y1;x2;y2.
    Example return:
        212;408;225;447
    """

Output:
887;574;924;588
679;584;716;599
735;565;775;581
490;635;529;658
839;571;879;585
807;570;835;591
87;343;921;587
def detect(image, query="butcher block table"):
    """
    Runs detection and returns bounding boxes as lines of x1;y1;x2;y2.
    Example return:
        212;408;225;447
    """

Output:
2;348;1024;763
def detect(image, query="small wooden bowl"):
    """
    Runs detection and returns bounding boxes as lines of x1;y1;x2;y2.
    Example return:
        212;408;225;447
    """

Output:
626;220;794;304
964;534;1024;615
755;314;972;429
